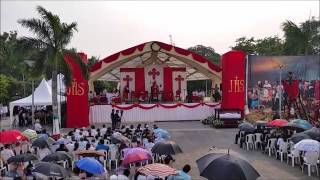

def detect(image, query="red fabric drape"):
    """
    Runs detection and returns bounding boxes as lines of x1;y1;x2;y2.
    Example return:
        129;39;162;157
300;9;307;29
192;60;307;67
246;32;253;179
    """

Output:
283;80;299;101
111;102;220;110
135;68;145;92
64;53;89;128
163;67;173;101
315;81;320;100
221;51;246;111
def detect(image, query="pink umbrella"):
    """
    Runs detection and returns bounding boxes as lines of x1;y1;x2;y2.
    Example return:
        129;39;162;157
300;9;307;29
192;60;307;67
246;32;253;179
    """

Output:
122;147;151;165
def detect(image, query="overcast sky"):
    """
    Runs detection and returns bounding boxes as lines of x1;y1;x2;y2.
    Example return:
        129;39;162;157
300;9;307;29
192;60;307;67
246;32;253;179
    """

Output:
1;1;319;59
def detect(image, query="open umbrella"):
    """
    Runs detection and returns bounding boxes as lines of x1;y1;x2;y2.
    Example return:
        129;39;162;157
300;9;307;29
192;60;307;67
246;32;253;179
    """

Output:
137;163;177;178
76;150;105;157
112;132;130;144
32;137;50;148
0;130;28;144
289;133;312;144
284;119;312;131
42;152;71;162
38;134;55;144
122;147;152;165
7;153;38;164
76;157;105;175
294;139;320;152
196;152;260;180
303;127;320;141
32;162;69;178
22;129;38;140
151;141;183;155
238;122;255;132
267;119;288;127
154;129;171;139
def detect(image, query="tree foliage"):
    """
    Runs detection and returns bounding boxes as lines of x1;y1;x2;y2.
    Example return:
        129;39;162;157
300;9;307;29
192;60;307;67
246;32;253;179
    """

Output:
232;17;319;55
188;45;221;65
282;17;320;55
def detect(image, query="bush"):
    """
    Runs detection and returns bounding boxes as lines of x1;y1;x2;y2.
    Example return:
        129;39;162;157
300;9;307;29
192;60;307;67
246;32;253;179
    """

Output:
202;115;215;125
212;119;224;128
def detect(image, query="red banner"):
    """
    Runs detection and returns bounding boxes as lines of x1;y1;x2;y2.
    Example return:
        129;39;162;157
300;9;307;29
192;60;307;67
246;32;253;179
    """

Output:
221;51;246;111
64;53;89;128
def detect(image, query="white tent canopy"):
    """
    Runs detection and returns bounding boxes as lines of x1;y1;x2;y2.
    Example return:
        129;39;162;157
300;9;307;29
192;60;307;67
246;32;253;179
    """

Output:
9;78;65;126
47;73;66;94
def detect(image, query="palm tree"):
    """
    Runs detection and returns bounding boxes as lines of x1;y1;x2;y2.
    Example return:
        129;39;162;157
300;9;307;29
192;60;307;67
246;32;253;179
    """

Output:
18;6;88;134
282;18;320;55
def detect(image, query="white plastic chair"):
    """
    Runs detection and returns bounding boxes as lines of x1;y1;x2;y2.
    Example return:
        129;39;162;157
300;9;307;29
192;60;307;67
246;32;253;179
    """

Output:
97;149;108;168
254;133;263;150
265;138;277;156
108;149;118;170
287;148;300;167
302;151;319;176
276;142;288;162
238;131;245;145
245;134;254;151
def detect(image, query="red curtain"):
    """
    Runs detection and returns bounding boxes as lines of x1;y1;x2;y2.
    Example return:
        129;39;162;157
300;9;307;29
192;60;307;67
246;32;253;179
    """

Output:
135;68;145;92
64;53;89;128
221;51;246;111
163;67;173;101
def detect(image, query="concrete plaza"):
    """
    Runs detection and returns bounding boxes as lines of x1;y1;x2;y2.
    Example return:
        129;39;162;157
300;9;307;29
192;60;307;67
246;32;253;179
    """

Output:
1;119;318;179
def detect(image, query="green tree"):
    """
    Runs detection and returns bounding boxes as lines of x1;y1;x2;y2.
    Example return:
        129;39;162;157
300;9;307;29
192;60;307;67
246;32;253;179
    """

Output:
255;36;284;55
231;37;256;54
188;45;221;65
18;6;88;132
87;56;99;68
282;17;320;55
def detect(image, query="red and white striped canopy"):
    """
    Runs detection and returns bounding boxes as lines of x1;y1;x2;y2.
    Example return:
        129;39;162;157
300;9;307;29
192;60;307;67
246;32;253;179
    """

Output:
137;163;178;178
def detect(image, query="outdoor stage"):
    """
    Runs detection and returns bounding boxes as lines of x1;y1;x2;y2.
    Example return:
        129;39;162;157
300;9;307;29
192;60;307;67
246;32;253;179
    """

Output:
89;102;220;124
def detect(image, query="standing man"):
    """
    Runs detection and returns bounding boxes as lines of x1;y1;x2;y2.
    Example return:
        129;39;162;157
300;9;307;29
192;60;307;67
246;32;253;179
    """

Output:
111;109;115;130
114;110;121;129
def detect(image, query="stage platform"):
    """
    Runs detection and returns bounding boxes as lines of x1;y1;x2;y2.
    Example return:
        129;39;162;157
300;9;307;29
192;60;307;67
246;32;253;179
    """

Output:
89;102;220;124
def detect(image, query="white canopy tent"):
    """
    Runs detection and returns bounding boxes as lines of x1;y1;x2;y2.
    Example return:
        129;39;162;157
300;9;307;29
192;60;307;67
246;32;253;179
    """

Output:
9;79;65;133
47;73;66;94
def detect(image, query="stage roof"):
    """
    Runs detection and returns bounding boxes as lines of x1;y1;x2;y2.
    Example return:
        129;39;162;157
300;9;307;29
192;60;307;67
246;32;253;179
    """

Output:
89;41;221;84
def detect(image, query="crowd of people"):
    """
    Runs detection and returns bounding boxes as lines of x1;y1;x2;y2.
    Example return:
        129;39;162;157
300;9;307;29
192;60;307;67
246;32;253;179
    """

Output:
12;107;53;128
0;123;191;180
248;79;318;110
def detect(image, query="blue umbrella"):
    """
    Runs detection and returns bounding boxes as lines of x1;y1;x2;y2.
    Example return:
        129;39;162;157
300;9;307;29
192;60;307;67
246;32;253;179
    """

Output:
154;128;170;139
76;157;105;175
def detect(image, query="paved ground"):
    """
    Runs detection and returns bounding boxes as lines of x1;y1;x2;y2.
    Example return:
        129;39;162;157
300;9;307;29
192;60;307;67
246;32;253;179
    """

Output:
156;121;318;180
1;118;318;179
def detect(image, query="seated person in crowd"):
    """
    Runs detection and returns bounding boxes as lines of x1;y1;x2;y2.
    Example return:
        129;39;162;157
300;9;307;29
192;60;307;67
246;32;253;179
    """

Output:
96;139;109;151
0;144;15;163
168;164;191;180
56;144;69;152
34;119;42;133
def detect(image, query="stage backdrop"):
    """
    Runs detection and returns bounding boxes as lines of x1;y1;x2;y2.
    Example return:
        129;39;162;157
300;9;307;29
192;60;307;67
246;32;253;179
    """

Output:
221;51;246;111
248;55;320;86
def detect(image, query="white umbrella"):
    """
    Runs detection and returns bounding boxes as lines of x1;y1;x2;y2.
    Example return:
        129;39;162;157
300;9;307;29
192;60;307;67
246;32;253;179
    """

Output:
294;139;320;152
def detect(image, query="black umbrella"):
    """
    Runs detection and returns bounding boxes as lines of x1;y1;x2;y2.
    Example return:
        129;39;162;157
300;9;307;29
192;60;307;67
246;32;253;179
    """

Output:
32;162;69;178
303;127;320;141
151;141;183;155
32;138;50;148
42;152;72;162
7;153;38;164
289;133;312;144
196;152;260;180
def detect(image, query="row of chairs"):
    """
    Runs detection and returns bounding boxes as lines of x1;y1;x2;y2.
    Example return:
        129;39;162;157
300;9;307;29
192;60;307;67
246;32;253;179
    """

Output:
238;131;319;177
